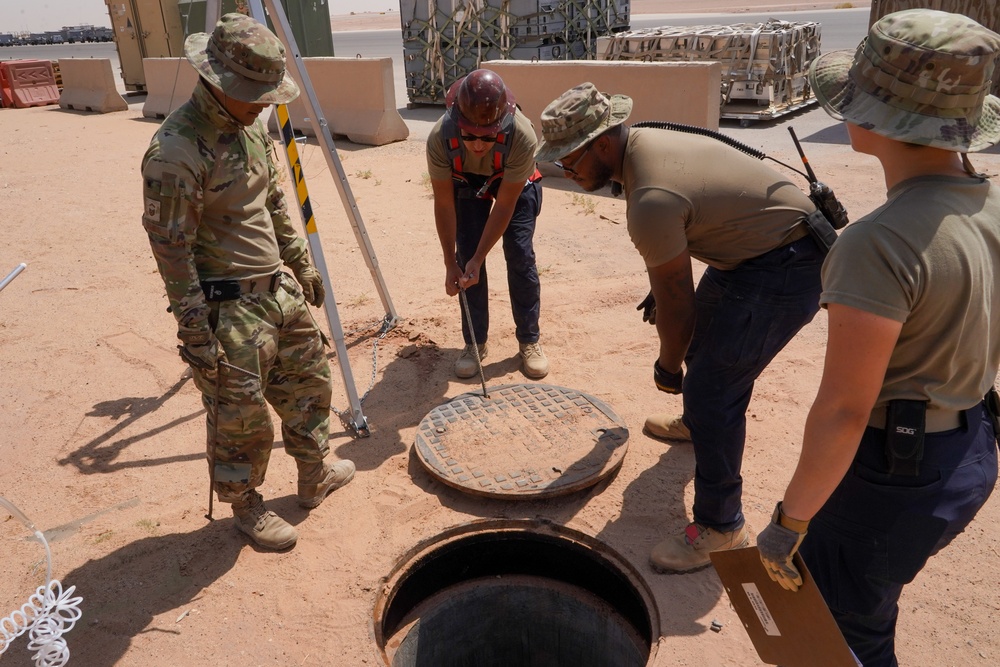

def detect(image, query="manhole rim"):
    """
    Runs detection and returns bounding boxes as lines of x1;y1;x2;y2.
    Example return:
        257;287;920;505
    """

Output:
413;382;630;499
371;518;661;667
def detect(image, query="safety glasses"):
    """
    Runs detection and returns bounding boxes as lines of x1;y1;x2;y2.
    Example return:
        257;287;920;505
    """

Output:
461;132;498;143
554;142;593;176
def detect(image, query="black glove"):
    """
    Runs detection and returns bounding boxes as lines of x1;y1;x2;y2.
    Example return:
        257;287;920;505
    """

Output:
636;291;656;325
758;502;809;592
178;336;226;372
653;360;683;394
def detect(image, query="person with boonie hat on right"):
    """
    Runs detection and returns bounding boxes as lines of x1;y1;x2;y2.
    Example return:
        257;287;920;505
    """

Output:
536;82;828;575
140;13;355;552
756;9;1000;666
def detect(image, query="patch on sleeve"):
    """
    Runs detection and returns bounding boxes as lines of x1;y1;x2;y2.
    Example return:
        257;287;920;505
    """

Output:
145;197;161;222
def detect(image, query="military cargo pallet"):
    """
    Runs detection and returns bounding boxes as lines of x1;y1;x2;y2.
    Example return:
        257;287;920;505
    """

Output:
400;0;630;106
597;20;821;123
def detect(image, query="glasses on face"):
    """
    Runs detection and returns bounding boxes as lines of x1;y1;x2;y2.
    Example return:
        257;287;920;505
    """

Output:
554;142;592;176
461;132;498;143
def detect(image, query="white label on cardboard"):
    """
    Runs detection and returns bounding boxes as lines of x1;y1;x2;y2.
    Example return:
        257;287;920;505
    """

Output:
742;582;781;636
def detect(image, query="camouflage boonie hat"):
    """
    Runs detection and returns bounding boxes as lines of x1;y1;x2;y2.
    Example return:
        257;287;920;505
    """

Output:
185;13;299;104
535;83;633;163
810;8;1000;152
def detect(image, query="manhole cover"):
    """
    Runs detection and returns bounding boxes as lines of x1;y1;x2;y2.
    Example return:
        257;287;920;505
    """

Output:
413;383;629;498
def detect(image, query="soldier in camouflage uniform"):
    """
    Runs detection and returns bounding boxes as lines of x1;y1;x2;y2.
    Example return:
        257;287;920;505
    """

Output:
755;11;1000;665
140;13;354;551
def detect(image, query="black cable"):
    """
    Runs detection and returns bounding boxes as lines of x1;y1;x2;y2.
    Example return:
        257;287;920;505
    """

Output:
631;120;809;180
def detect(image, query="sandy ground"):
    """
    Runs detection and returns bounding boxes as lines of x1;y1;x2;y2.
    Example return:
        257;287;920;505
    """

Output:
4;1;1000;666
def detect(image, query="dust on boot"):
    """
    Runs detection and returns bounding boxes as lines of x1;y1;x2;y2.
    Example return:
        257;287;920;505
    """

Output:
297;458;356;509
231;489;298;550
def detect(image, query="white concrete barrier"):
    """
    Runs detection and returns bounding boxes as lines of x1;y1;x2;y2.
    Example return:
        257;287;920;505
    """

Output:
267;57;408;146
481;60;722;137
141;58;199;119
57;59;128;113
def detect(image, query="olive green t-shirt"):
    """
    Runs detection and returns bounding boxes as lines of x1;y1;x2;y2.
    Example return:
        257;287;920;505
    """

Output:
821;175;1000;410
623;127;815;270
426;108;538;183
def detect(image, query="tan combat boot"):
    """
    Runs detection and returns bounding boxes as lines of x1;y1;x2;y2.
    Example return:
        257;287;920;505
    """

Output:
519;341;549;379
643;413;692;443
455;343;488;379
231;489;298;550
649;522;749;574
297;459;356;508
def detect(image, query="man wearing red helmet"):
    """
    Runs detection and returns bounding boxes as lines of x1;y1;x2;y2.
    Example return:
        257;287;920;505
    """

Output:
427;69;548;380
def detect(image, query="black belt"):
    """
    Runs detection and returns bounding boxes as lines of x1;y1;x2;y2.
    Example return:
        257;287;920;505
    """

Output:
201;272;282;302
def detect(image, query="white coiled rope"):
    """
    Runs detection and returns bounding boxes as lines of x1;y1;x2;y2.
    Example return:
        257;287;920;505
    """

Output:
0;496;83;666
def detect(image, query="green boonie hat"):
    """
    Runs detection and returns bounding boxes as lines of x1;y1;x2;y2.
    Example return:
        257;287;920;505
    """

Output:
185;13;299;105
535;82;633;163
809;8;1000;152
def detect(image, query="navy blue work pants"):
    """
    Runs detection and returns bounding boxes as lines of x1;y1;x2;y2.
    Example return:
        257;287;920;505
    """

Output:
683;235;824;531
800;403;998;667
454;178;542;346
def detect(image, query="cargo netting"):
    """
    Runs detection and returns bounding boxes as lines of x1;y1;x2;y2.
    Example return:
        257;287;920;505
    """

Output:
400;0;630;105
597;20;821;122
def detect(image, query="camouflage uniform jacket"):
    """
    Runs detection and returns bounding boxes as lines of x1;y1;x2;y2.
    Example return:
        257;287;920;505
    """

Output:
141;81;308;343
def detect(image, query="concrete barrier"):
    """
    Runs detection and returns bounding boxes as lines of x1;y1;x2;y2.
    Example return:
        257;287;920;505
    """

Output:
481;60;722;137
266;57;408;146
57;59;128;113
142;58;199;119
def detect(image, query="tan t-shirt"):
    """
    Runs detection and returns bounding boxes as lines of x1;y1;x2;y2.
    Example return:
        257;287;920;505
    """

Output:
821;174;1000;410
623;128;815;270
426;108;538;183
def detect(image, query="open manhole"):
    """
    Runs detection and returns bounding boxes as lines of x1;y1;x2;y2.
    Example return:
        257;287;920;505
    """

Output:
373;519;660;667
414;383;629;499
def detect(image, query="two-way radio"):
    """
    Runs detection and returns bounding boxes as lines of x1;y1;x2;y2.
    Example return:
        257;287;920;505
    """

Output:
621;121;851;250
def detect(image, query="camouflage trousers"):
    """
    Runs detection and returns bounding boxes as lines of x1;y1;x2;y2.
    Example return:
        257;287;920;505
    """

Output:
190;273;331;503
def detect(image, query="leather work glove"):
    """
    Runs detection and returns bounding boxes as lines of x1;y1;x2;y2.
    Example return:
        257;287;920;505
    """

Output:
178;335;226;372
290;259;325;307
653;360;683;394
758;502;810;592
636;290;656;325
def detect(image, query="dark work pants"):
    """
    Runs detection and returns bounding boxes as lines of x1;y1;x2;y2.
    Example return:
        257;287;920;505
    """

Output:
683;235;824;531
800;403;998;667
454;178;542;346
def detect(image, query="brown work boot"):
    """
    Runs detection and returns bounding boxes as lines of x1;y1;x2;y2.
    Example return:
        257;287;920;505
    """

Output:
649;522;749;574
231;489;298;550
297;459;356;509
455;343;488;379
519;341;549;379
643;413;691;443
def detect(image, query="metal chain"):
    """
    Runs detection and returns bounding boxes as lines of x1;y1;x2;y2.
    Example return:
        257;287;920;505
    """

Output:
330;314;395;425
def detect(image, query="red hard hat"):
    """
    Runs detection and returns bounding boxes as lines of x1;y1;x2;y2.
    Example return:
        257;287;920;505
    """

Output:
445;69;516;134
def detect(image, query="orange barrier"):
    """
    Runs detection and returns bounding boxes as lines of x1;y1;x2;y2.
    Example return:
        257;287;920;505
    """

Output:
0;60;60;108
